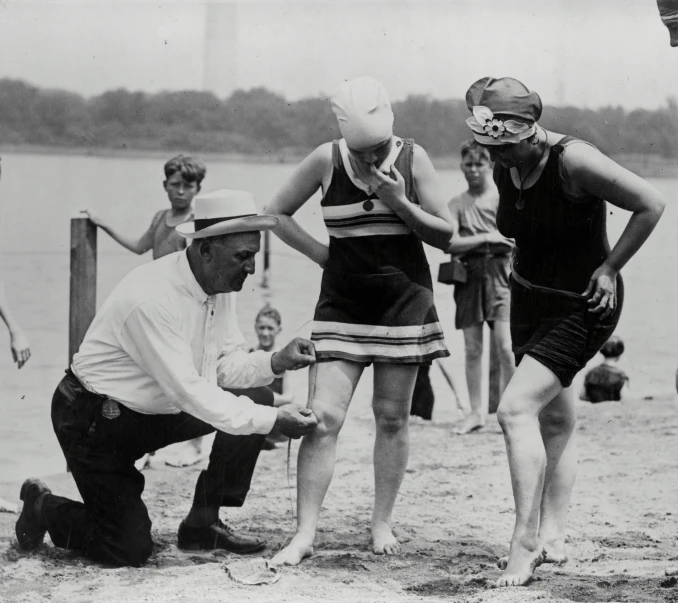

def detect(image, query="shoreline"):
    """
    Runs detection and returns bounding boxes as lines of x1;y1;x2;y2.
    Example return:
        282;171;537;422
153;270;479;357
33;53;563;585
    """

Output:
1;144;676;178
1;392;677;603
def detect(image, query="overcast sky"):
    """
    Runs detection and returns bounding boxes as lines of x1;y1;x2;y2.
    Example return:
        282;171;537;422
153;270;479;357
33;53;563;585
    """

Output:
0;0;674;110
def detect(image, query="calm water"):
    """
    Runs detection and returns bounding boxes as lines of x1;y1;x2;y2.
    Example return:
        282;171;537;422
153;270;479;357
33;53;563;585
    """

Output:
0;152;675;481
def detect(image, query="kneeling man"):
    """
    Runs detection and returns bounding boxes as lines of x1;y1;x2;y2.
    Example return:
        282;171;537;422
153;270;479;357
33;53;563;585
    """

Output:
16;190;318;567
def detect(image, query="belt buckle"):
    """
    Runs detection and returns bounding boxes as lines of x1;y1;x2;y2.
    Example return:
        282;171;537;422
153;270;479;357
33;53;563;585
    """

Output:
101;399;121;420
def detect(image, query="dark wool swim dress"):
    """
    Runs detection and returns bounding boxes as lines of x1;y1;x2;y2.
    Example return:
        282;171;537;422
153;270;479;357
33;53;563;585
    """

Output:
494;137;623;387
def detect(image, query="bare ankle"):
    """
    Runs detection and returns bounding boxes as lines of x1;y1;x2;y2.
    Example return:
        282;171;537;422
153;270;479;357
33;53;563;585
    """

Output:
511;533;540;554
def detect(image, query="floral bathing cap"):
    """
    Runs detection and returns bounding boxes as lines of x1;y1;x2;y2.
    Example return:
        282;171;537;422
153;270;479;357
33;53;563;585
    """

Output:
465;77;543;146
331;76;394;150
658;0;678;23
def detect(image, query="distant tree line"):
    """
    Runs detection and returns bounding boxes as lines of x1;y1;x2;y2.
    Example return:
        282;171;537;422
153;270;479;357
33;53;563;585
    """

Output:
1;78;677;159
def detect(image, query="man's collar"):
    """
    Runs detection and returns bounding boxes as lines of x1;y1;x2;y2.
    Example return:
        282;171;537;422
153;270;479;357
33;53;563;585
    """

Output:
178;249;211;303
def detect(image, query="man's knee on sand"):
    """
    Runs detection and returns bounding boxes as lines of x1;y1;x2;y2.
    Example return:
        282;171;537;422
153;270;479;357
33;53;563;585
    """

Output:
110;533;155;567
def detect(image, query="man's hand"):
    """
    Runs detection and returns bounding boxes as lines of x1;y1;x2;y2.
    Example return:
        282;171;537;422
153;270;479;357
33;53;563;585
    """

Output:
274;404;318;439
271;337;316;374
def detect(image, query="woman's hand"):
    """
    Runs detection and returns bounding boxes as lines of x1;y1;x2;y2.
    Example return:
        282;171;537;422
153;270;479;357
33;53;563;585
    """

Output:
10;328;31;369
583;263;617;319
371;165;407;208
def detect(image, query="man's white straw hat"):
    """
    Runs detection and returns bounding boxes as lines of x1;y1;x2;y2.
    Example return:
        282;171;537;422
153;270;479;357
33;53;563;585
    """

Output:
175;189;278;239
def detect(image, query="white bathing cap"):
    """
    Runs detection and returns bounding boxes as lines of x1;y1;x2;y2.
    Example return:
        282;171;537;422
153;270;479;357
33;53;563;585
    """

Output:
331;76;394;149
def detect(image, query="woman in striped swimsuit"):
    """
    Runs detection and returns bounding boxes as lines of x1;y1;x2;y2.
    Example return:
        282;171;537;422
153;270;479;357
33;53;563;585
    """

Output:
267;77;454;565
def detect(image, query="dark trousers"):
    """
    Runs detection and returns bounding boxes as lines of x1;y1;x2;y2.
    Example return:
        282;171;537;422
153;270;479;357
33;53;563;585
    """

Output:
42;370;273;567
409;364;435;421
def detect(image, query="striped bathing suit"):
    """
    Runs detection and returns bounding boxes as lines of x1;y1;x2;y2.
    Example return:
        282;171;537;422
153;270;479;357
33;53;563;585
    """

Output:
310;137;449;364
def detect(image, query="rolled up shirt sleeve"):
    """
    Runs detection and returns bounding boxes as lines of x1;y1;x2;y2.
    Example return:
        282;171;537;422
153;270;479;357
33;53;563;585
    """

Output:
119;301;277;435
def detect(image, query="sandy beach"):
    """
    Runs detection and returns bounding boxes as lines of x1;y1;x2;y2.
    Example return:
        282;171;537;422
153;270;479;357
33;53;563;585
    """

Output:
1;383;677;603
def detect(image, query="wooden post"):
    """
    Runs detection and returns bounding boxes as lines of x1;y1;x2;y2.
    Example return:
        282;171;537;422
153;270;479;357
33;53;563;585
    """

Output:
69;217;97;363
488;336;501;414
260;229;271;289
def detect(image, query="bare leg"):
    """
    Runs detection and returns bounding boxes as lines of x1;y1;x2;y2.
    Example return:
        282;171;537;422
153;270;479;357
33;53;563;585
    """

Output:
537;386;577;564
496;356;562;587
496;386;577;570
371;364;418;555
456;324;486;434
271;360;363;566
491;321;515;396
436;356;471;415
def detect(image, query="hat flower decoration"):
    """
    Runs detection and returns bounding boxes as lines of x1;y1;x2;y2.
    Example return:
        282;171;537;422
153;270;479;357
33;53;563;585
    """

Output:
466;106;533;145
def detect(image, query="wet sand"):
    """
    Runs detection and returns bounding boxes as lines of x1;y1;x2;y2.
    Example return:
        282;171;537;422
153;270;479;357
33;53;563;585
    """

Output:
1;386;677;603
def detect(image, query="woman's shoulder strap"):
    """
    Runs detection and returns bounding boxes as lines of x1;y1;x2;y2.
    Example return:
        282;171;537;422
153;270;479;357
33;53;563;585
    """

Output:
331;139;342;170
556;136;599;153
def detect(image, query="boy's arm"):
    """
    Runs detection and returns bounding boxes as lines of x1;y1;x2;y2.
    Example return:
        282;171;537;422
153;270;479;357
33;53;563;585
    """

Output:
0;279;30;368
81;209;158;255
272;373;296;406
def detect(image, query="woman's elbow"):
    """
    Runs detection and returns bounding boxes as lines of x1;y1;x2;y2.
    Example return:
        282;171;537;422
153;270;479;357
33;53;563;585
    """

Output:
643;193;667;223
430;231;454;251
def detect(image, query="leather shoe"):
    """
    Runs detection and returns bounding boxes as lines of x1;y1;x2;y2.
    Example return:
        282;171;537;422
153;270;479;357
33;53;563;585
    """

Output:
177;519;266;554
16;479;51;550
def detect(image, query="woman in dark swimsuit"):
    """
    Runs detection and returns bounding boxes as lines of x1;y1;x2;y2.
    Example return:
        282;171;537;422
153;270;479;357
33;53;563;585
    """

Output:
464;77;666;587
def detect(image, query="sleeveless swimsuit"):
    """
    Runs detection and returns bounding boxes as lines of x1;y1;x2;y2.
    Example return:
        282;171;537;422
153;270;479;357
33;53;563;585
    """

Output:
310;138;449;364
494;136;623;387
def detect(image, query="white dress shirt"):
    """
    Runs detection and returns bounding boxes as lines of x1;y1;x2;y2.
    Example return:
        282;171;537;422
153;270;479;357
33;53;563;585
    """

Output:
71;250;279;435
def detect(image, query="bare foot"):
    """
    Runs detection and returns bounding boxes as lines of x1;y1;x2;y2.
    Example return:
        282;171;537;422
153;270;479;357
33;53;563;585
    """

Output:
392;526;412;543
666;567;678;576
372;522;401;555
136;452;166;471
496;547;545;587
497;544;565;569
135;453;150;471
164;442;208;468
270;534;314;566
0;496;18;513
541;539;568;565
454;415;485;435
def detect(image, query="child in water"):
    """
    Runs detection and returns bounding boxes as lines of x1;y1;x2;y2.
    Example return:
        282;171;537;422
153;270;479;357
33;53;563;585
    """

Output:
252;305;294;449
83;154;206;259
581;336;629;403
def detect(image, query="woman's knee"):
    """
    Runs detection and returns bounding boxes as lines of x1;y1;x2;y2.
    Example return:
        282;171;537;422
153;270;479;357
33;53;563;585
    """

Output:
312;403;348;439
539;406;576;436
497;396;537;432
373;401;409;434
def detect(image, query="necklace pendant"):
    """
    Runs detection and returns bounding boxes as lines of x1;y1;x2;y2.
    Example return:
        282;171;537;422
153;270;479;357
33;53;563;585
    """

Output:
515;193;525;211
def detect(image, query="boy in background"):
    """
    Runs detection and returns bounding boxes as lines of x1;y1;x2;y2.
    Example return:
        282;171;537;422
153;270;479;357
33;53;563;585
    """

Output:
83;155;205;259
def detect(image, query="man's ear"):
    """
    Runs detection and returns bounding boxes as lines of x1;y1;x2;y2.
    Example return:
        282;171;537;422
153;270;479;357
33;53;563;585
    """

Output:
196;238;214;261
